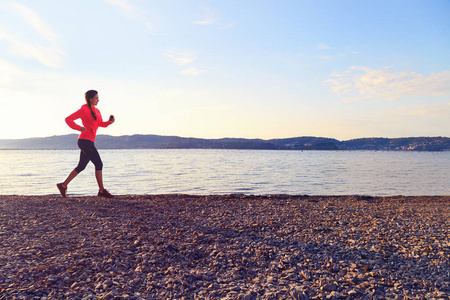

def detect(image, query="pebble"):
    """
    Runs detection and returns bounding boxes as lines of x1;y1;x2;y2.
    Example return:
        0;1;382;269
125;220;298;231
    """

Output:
0;194;449;299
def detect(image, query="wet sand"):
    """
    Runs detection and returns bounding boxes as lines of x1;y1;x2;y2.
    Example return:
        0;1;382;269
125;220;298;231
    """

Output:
0;194;449;299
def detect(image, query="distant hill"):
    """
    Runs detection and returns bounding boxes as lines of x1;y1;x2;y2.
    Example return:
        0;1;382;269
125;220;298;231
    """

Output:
0;134;449;151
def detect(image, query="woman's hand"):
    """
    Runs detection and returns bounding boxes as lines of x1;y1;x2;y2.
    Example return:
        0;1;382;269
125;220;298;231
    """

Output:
80;127;86;132
109;115;115;124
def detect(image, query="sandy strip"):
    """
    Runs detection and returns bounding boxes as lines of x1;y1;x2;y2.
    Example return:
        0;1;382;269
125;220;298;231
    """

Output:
0;195;449;299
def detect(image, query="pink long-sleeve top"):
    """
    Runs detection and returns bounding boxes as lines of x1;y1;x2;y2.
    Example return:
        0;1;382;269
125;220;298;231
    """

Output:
65;104;111;142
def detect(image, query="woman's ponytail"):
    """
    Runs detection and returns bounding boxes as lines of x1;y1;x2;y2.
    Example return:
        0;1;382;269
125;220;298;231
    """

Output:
85;90;98;120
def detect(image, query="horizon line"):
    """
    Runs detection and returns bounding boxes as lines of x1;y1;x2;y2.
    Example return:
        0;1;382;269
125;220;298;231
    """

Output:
1;133;449;142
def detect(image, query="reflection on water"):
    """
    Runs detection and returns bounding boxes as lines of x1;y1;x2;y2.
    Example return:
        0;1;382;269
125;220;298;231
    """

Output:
0;149;449;196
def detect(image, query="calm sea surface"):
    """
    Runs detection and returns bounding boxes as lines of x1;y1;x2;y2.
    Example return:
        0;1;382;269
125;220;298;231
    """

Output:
0;149;449;196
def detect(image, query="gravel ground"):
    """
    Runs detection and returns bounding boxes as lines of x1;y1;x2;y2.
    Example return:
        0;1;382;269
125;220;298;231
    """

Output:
0;194;449;300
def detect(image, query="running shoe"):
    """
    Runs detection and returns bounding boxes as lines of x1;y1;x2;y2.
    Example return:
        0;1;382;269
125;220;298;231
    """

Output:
56;183;67;198
98;189;114;198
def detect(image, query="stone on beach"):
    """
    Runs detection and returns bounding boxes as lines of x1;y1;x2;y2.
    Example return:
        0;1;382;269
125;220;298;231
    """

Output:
0;194;449;299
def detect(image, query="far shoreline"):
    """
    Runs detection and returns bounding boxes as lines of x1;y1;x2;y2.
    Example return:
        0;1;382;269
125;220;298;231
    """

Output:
1;134;449;151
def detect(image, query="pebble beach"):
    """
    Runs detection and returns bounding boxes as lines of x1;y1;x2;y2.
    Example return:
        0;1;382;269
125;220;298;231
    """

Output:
0;194;449;300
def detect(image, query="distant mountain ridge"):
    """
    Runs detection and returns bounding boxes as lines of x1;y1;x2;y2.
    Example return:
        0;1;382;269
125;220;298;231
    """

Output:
0;134;449;151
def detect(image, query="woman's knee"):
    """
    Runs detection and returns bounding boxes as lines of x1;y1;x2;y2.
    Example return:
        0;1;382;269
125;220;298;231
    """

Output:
75;165;86;173
94;160;103;171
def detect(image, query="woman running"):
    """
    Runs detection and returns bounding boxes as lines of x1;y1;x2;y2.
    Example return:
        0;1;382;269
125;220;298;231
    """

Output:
57;90;115;198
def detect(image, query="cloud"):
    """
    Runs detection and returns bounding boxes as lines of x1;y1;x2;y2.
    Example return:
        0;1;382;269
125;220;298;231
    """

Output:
318;43;330;50
9;2;59;44
164;50;196;65
318;55;332;61
180;67;207;76
192;6;235;29
164;50;207;76
0;2;65;68
102;0;154;31
327;66;450;102
316;44;332;61
193;7;215;25
0;58;23;85
0;57;82;99
103;0;133;11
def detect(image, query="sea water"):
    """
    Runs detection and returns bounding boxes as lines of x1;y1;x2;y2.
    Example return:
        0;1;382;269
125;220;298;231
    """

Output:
0;149;449;196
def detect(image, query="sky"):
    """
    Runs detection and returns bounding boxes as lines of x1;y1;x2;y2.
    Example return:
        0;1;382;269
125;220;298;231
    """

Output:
0;0;449;140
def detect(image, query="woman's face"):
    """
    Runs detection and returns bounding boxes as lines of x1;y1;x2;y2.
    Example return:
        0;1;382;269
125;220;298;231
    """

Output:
91;94;99;106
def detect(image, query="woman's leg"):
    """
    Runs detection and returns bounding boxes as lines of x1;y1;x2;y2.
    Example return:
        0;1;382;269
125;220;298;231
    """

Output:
57;146;89;197
85;145;105;191
60;149;89;186
77;139;106;191
63;169;79;187
95;170;105;191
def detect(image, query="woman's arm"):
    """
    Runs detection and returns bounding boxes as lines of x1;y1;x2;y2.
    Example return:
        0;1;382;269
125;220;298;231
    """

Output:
98;115;115;128
65;108;84;131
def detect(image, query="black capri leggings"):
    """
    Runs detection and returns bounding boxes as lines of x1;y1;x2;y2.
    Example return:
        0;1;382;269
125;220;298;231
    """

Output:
75;139;103;173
